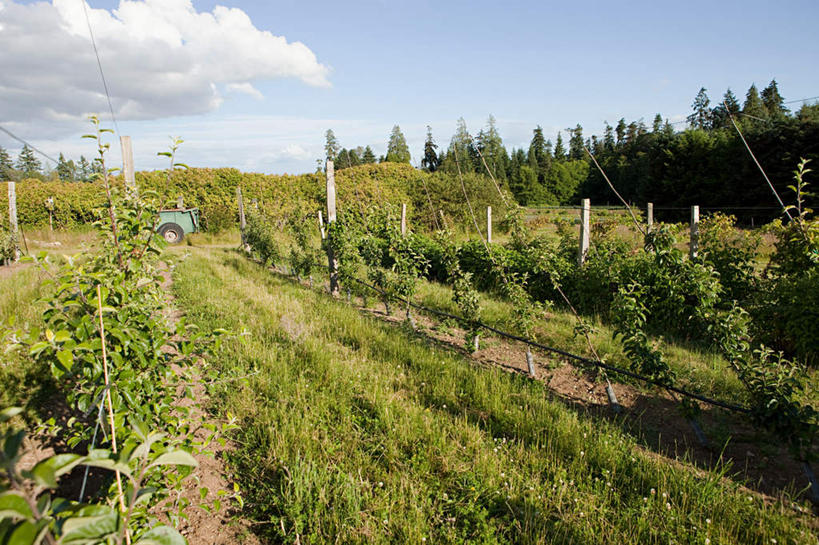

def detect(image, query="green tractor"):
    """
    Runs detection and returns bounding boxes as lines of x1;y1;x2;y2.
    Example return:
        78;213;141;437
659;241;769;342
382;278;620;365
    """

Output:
157;198;200;244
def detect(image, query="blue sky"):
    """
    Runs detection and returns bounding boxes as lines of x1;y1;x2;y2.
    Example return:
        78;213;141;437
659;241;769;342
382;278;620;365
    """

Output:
2;0;818;173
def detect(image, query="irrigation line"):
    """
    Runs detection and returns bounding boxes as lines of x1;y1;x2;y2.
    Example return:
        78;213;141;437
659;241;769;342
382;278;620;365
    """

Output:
296;253;752;415
341;273;751;414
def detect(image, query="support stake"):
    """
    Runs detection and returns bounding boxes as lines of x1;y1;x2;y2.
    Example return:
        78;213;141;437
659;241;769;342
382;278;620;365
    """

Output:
326;160;339;296
690;205;699;259
578;198;590;265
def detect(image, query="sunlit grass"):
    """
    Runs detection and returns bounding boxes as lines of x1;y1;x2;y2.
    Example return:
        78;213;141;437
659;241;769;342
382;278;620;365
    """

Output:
171;248;815;544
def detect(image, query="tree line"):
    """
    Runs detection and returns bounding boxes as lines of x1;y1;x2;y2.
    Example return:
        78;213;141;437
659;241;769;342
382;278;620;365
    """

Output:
0;144;102;182
324;79;818;218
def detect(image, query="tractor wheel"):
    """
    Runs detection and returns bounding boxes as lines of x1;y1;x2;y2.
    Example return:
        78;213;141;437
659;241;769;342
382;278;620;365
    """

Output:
159;222;184;244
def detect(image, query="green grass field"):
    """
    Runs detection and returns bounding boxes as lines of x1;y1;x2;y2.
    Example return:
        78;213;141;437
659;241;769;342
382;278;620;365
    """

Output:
167;247;816;544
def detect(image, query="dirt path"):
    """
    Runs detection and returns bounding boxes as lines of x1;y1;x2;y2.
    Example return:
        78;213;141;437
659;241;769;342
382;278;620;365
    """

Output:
158;264;261;545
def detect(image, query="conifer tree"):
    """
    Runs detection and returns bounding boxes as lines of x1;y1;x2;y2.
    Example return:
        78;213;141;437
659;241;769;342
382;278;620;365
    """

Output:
76;155;91;182
0;146;13;179
743;84;767;120
324;129;340;162
761;79;788;119
652;114;663;133
553;132;566;160
56;153;75;181
385;125;411;163
528;126;550;174
421;126;440;172
568;124;585;160
446;118;473;172
476;115;507;179
603;123;615;150
615;118;627;145
362;146;376;164
687;87;713;130
16;145;41;177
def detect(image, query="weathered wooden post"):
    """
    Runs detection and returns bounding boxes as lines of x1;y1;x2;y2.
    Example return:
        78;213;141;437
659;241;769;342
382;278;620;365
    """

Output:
400;203;407;236
578;198;590;265
487;206;492;243
120;136;136;193
45;197;54;232
318;210;326;240
690;205;699;259
8;182;19;262
236;186;247;250
326;160;339;297
647;202;654;230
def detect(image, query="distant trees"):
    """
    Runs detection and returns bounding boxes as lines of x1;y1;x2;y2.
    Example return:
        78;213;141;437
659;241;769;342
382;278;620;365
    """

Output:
385;125;411;163
16;145;42;178
324;129;340;162
421;126;439;172
310;78;816;216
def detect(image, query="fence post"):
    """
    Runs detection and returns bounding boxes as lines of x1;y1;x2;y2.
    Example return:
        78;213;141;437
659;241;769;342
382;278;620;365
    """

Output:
318;210;326;240
690;205;699;259
120;136;136;193
326;160;339;296
487;205;492;243
46;197;54;232
8;182;19;262
647;202;654;230
401;203;407;236
236;186;247;249
578;198;590;265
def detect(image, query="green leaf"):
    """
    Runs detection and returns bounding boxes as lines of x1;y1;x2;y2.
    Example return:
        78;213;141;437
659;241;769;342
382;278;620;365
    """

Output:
148;450;198;469
0;492;34;522
157;152;173;158
81;450;132;477
30;454;84;488
56;350;74;371
134;525;187;545
53;330;72;343
4;519;48;545
60;505;120;544
0;407;23;424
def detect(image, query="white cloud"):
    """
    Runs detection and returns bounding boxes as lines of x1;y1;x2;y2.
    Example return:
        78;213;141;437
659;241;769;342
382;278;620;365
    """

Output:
0;0;330;136
226;83;264;100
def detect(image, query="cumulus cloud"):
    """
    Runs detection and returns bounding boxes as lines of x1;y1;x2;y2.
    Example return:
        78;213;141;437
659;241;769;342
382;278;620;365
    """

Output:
0;0;330;134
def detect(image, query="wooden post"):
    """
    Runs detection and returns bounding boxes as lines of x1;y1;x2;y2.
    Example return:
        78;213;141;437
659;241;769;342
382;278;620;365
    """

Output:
487;206;492;243
8;182;19;262
578;198;590;265
46;197;54;232
120;136;136;192
237;187;246;249
647;202;654;230
326;160;339;296
690;205;699;259
318;210;326;240
401;203;407;236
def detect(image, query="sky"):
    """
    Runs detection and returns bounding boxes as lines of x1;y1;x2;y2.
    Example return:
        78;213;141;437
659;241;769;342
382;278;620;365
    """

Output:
1;0;818;174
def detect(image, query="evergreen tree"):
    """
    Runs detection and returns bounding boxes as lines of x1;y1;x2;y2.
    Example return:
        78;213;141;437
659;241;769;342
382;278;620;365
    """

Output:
446;118;474;172
324;129;340;162
761;79;788;119
0;146;13;179
385;125;411;163
568;124;585;160
687;87;713;130
476;115;507;179
76;156;91;182
421;126;440;172
711;88;741;128
56;153;75;181
553;131;566;160
16;145;41;177
743;84;767;120
615;119;627;145
603;123;615;150
362;146;376;164
528;126;550;173
652;114;663;133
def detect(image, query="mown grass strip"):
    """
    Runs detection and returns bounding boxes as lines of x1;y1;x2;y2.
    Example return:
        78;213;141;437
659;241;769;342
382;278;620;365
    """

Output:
172;248;815;544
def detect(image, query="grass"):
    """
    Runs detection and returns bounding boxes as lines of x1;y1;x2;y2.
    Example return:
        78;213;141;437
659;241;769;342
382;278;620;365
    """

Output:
0;264;52;412
171;247;816;544
411;280;750;406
